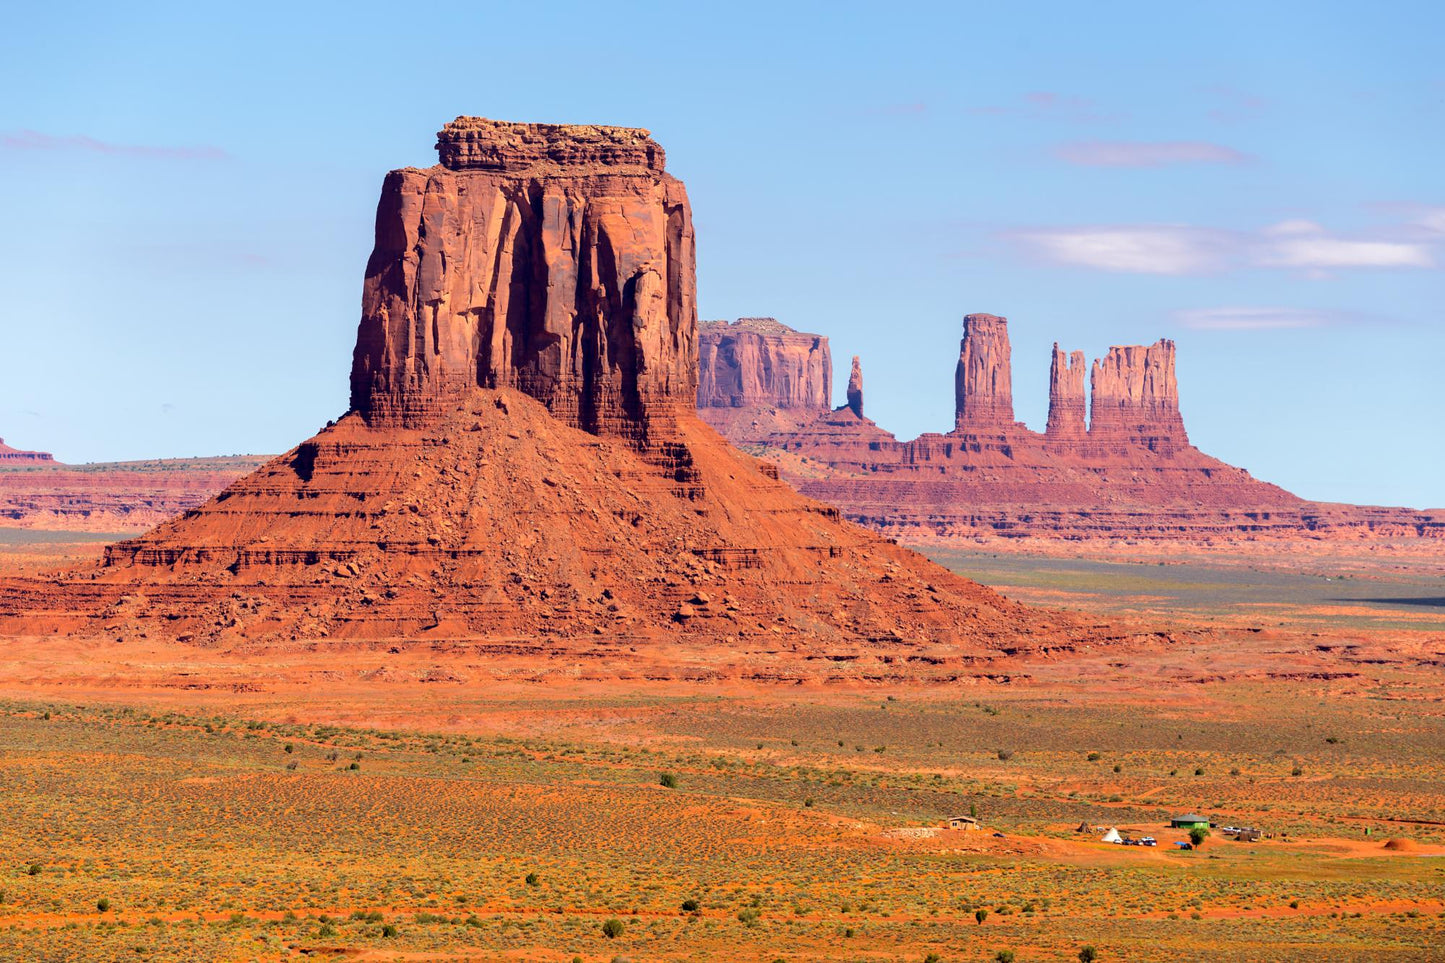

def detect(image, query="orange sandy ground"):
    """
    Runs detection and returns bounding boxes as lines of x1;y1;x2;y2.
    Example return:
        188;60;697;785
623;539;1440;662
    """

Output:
0;537;1440;961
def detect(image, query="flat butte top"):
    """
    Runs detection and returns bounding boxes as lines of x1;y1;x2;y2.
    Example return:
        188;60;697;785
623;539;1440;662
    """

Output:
435;116;667;174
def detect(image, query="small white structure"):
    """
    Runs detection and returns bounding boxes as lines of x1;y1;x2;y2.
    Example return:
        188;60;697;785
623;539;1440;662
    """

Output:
1101;827;1123;844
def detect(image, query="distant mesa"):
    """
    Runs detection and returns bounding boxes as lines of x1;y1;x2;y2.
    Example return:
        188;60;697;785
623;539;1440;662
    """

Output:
0;117;1071;665
697;316;1445;542
0;438;56;466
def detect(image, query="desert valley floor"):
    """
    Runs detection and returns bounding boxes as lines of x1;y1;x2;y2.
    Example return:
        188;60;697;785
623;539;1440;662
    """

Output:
0;531;1440;963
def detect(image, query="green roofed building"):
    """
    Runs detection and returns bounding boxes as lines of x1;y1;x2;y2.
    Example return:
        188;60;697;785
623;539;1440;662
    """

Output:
1170;814;1212;829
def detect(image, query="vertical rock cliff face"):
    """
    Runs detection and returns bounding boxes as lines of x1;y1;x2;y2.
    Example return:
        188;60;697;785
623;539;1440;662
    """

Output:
351;117;697;446
1089;340;1188;452
954;314;1015;430
696;318;831;411
846;356;864;418
1044;345;1087;440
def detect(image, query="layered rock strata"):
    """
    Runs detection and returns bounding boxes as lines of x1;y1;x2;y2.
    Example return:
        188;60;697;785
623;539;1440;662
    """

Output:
0;119;1067;663
0;438;55;465
0;456;267;532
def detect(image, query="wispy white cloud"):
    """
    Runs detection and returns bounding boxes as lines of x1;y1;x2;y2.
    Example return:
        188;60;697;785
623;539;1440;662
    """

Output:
1;129;228;160
1014;217;1437;275
1175;307;1344;331
1414;207;1445;234
1055;140;1252;167
1255;218;1432;268
1014;225;1231;274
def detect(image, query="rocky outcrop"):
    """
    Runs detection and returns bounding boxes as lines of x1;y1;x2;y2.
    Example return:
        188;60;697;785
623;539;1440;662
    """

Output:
954;314;1015;430
1089;340;1188;453
351;117;696;446
1044;345;1086;440
846;356;864;418
0;118;1064;662
0;439;55;465
697;318;831;411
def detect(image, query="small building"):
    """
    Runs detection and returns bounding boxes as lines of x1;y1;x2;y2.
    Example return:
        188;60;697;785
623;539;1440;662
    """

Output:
1234;829;1262;842
947;815;980;831
1169;814;1212;830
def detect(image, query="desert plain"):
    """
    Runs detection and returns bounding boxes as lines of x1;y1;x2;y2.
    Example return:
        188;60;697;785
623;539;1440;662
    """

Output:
0;529;1440;962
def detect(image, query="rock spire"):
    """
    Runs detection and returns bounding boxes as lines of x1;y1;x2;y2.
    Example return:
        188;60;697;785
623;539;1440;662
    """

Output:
954;314;1014;430
846;356;864;417
1045;344;1087;439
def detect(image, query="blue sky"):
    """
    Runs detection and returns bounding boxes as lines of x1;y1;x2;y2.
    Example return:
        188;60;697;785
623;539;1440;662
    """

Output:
1;0;1440;507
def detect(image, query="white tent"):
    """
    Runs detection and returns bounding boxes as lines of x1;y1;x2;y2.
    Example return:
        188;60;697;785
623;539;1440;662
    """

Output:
1101;827;1122;844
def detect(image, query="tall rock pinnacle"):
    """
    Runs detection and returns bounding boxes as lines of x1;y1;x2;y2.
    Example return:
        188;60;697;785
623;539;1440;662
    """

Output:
350;117;697;445
954;313;1014;430
846;355;864;417
1045;344;1087;439
1089;340;1188;452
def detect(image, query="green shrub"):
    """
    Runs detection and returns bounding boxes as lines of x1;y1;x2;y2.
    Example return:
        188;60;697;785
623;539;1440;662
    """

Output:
1087;751;1101;762
658;772;679;789
525;871;540;886
1079;947;1099;963
975;908;989;924
96;898;111;912
601;917;625;939
380;923;398;937
995;951;1015;963
681;898;700;912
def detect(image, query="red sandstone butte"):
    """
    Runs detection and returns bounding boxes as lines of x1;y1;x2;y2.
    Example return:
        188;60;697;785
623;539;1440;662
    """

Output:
0;118;1070;664
696;317;1445;543
1089;340;1187;454
695;317;832;444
